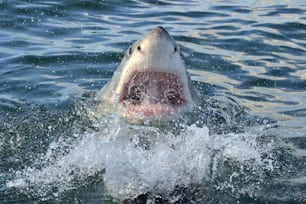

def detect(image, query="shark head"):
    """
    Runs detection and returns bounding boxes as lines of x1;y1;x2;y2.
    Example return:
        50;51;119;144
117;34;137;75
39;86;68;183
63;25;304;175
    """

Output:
99;27;199;121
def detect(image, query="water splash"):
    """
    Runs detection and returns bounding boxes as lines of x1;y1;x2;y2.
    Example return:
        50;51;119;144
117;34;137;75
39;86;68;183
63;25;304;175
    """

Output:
6;115;275;202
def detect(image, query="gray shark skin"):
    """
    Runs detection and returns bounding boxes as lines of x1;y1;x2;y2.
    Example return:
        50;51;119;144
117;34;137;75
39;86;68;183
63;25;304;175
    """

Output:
97;27;200;123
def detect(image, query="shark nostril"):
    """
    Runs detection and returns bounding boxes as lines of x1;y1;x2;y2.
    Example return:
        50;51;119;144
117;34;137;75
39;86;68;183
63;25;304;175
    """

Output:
174;46;177;52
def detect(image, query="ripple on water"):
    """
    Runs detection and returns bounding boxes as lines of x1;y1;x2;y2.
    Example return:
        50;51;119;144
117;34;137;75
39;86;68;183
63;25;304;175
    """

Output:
1;0;306;203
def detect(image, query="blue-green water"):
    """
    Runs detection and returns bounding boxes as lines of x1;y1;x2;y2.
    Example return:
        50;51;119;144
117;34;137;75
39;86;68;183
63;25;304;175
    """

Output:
1;0;306;203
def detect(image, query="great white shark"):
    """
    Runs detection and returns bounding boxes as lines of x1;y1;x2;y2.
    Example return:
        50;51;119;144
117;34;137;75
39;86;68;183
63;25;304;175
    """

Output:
97;26;200;123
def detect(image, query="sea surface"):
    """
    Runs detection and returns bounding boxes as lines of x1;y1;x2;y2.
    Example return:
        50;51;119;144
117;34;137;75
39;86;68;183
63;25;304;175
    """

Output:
1;0;306;203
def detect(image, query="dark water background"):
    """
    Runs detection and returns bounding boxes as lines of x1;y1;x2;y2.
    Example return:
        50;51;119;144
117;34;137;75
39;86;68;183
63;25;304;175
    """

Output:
1;0;306;203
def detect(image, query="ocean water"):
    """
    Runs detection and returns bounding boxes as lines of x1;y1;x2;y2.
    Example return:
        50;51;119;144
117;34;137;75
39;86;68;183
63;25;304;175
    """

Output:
1;0;306;203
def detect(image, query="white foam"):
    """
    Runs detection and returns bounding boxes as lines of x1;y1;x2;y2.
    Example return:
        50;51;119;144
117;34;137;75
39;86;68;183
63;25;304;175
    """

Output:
102;123;212;199
7;117;274;201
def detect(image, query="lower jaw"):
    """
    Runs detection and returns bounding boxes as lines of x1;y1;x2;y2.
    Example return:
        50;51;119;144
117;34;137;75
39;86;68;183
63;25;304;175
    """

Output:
119;103;186;120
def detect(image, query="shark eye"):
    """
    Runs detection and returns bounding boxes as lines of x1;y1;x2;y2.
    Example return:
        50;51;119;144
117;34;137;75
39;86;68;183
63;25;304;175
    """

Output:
174;46;177;52
137;45;141;51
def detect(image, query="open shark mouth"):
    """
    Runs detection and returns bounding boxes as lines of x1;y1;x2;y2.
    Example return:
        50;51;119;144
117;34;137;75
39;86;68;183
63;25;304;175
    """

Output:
119;71;188;117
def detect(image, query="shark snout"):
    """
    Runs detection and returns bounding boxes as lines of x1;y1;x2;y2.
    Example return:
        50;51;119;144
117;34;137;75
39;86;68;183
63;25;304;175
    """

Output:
149;26;173;41
137;26;177;58
154;26;168;34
